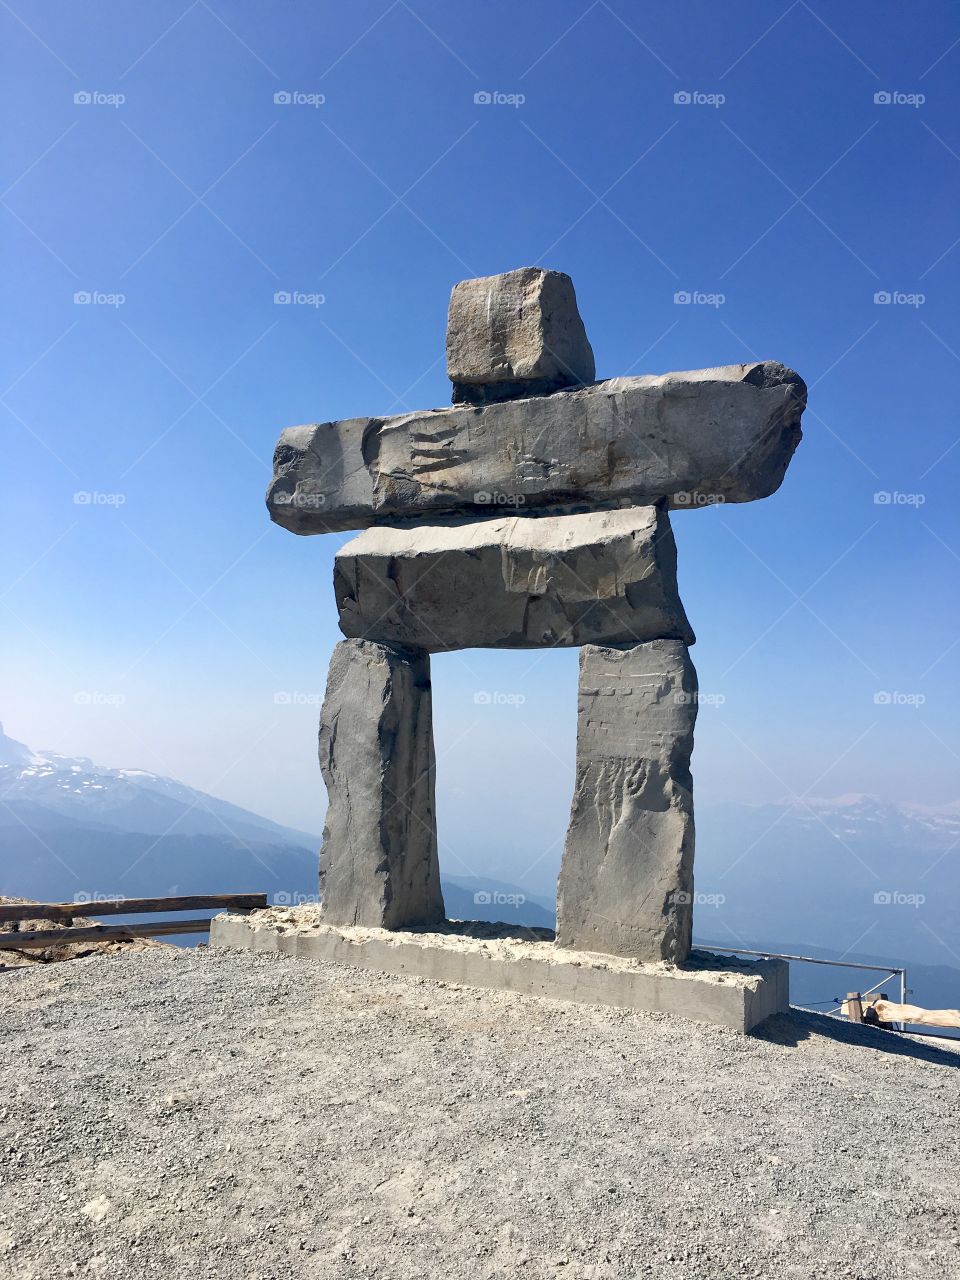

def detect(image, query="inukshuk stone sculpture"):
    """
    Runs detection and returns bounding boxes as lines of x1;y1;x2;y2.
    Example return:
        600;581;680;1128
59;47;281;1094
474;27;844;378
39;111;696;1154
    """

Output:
268;267;806;963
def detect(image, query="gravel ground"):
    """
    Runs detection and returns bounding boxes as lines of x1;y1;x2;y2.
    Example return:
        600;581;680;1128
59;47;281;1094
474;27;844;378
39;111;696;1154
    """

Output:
0;948;958;1280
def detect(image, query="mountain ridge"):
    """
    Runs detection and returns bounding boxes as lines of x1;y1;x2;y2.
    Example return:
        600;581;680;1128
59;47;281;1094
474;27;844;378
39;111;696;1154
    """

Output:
0;722;320;848
2;723;957;1015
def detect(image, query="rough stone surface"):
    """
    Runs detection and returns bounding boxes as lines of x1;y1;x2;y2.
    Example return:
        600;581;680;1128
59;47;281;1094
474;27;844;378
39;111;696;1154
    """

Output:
267;362;806;533
557;640;698;963
318;638;444;928
334;506;694;651
212;910;789;1032
446;267;595;404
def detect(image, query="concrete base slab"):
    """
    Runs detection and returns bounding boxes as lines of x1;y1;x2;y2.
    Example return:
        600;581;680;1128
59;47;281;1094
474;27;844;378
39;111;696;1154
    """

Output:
210;908;788;1033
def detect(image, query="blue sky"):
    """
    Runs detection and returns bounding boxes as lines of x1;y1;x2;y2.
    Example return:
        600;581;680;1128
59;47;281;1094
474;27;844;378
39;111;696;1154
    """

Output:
2;1;958;881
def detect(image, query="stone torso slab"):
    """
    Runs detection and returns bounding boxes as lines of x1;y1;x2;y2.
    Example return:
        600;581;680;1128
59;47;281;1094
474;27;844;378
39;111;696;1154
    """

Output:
334;506;694;651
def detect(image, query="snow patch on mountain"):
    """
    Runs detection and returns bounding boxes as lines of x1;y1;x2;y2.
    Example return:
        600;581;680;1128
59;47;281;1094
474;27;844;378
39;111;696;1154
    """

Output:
0;723;318;847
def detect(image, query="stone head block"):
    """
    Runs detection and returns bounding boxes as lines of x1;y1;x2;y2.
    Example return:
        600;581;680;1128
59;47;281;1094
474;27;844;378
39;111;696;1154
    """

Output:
446;267;596;403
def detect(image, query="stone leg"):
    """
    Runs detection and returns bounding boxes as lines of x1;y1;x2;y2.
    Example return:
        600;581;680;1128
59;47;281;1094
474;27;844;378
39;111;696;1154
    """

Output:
557;639;698;962
318;638;444;928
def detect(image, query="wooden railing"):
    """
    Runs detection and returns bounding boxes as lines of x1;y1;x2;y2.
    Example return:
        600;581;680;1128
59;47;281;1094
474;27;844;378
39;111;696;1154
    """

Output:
844;992;960;1032
0;894;267;950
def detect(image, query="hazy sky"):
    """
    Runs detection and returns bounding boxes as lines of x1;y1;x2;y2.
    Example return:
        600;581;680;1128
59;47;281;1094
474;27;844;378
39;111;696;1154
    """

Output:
3;1;959;872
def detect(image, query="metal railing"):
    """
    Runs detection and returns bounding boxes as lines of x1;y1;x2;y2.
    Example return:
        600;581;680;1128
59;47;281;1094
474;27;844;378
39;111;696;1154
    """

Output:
703;945;908;1027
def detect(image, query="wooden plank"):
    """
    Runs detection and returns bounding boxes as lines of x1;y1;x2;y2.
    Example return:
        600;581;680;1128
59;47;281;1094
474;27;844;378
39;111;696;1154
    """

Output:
0;894;268;923
845;991;864;1024
872;1000;960;1030
0;918;216;949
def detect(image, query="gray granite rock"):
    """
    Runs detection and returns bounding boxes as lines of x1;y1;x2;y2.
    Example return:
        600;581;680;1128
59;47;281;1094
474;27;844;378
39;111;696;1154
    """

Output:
268;362;805;533
556;640;697;963
318;638;444;928
446;267;595;404
334;507;694;651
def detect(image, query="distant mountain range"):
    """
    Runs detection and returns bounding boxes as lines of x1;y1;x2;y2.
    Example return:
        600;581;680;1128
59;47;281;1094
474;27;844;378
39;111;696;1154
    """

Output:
0;723;318;846
690;794;960;1025
0;724;555;928
0;723;319;905
1;723;956;1019
693;794;960;970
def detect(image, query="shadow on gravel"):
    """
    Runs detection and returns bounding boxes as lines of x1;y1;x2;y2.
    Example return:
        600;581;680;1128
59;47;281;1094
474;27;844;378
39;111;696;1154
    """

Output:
757;1010;960;1067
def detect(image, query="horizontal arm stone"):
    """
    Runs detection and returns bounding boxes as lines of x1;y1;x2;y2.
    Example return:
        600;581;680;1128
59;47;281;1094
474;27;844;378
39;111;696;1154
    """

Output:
267;361;805;533
334;506;694;651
